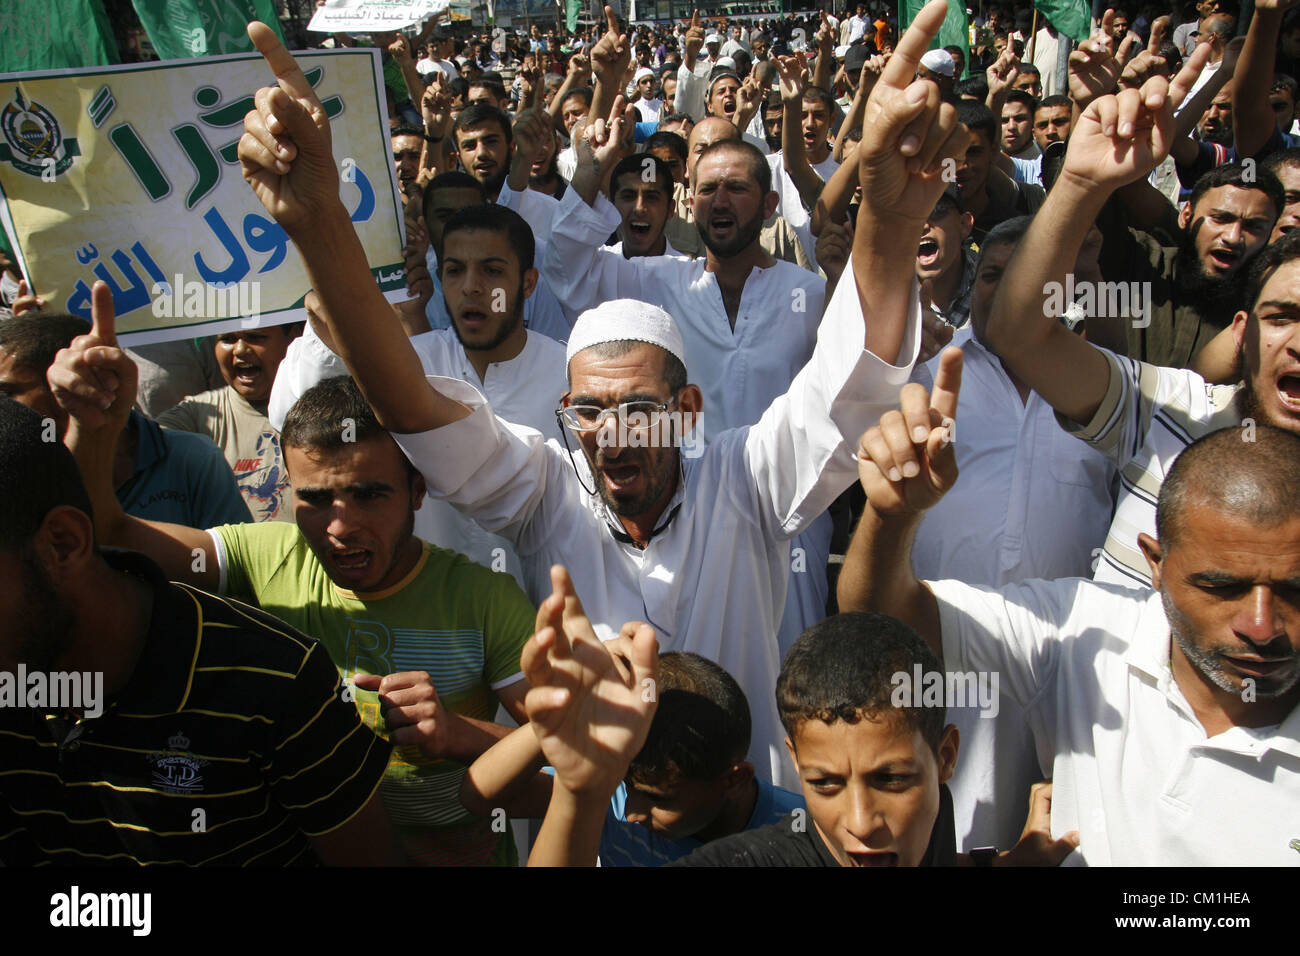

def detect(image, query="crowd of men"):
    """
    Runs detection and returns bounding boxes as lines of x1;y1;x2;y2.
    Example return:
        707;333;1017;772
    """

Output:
1;0;1298;868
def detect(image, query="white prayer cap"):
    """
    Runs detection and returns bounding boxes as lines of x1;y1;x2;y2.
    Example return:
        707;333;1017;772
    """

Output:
715;55;737;70
705;32;722;44
919;48;956;77
565;299;687;373
634;66;655;82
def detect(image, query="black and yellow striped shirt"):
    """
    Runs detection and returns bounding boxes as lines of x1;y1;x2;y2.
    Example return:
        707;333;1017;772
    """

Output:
0;550;391;865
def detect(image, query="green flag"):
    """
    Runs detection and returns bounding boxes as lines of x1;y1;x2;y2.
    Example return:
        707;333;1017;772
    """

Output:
0;0;118;72
130;0;285;60
566;0;581;33
897;0;970;79
1033;0;1092;45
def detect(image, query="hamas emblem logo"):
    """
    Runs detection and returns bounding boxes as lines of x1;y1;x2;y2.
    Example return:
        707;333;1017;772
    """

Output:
0;89;80;179
147;730;208;794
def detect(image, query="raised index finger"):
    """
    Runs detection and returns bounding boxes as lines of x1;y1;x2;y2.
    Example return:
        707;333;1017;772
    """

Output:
247;20;319;106
89;280;118;346
1166;42;1211;110
930;346;963;422
880;0;950;90
604;4;619;37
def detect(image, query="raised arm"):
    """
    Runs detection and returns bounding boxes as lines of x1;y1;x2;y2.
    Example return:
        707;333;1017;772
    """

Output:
832;55;883;163
985;45;1210;425
238;23;467;435
1233;0;1297;159
811;137;861;237
836;348;963;658
547;52;590;131
852;0;970;362
775;54;825;215
525;567;658;867
47;282;220;590
588;6;632;125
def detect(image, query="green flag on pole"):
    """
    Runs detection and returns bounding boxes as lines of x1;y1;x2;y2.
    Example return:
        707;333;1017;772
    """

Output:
1032;0;1092;44
130;0;285;60
897;0;970;79
566;0;581;33
0;0;119;72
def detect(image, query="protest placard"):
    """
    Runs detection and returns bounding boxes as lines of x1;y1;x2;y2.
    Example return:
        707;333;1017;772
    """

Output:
0;47;406;344
307;0;451;34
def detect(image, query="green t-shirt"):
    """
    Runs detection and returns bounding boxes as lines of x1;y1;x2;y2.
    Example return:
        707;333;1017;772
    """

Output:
214;522;534;866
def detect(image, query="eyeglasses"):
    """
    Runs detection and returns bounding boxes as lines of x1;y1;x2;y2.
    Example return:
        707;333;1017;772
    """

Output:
557;399;675;432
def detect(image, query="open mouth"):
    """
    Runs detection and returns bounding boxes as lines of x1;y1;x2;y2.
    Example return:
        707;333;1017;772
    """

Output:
601;462;641;490
1277;372;1300;410
474;162;496;176
331;547;372;574
1223;654;1292;678
709;213;736;232
459;307;489;328
917;237;940;267
628;220;653;238
1207;248;1240;271
845;850;899;867
231;362;262;387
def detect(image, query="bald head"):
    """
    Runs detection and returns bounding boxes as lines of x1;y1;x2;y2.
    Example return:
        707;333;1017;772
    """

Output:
1156;425;1300;549
687;117;741;184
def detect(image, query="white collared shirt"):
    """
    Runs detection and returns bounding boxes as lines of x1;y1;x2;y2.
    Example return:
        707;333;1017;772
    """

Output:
542;185;826;444
932;576;1300;865
421;245;572;345
267;323;567;603
391;259;920;787
910;333;1118;852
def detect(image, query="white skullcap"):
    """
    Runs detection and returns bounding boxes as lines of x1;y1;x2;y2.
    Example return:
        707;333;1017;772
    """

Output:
920;48;956;77
715;55;737;70
634;66;655;82
705;33;722;44
565;299;687;372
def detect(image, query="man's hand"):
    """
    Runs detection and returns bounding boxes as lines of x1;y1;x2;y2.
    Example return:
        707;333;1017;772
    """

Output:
572;95;636;203
683;9;705;70
985;46;1021;98
774;53;808;104
589;5;630;84
815;218;853;287
47;281;137;437
1062;43;1209;192
353;671;468;761
522;566;658;800
996;782;1081;867
1118;21;1175;89
509;108;553;189
567;51;591;79
238;21;340;234
856;0;969;226
733;67;764;130
857;346;962;517
1067;10;1138;108
10;278;47;316
387;33;414;65
421;74;453;140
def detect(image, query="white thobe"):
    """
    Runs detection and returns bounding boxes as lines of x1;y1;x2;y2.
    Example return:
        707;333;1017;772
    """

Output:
910;334;1118;852
933;577;1300;865
421;245;573;345
267;324;568;603
390;257;921;787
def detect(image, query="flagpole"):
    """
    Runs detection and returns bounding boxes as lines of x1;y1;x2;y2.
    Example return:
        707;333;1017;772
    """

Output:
1028;7;1038;63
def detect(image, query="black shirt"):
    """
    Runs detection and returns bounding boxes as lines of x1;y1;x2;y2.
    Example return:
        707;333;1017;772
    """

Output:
669;784;959;867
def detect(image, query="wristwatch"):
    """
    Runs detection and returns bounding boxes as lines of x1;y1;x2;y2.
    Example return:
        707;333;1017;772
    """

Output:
970;846;997;867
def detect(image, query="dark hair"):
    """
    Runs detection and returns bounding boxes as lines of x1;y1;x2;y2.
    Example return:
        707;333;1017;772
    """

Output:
441;202;536;272
644;130;688;164
389;122;425;141
1187;162;1284;223
1018;64;1041;79
421;170;486;225
1037;94;1072;112
777;612;946;754
801;84;835;114
1261;145;1300;177
468;78;509;104
1004;89;1038;113
454;103;513;146
955;99;997;146
974;215;1032;269
956;76;989;101
561;86;594;110
609;152;674;193
694;138;771;195
0;400;94;550
626;652;752;785
280;375;399;461
1245;227;1300;308
1156;424;1300;549
0;313;91;375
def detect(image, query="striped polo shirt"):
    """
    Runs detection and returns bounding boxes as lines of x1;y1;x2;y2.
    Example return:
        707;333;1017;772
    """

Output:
0;550;391;865
1060;349;1243;588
